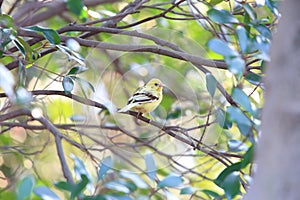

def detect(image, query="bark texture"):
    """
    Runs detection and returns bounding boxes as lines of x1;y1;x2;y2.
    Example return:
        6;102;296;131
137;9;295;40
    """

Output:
245;1;300;199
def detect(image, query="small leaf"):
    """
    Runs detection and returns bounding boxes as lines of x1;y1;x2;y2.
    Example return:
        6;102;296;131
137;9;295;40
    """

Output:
208;39;238;58
225;56;245;79
24;25;60;44
241;145;254;168
245;72;261;85
12;37;33;62
158;175;183;188
54;181;73;192
223;172;241;199
17;175;35;200
206;73;217;97
216;109;232;129
66;0;88;20
227;106;252;136
236;26;248;53
98;156;113;181
207;8;239;24
33;186;60;200
71;175;89;199
243;4;257;21
104;181;131;194
145;153;156;180
232;88;253;113
68;66;87;75
62;76;74;94
254;24;272;39
180;186;196;194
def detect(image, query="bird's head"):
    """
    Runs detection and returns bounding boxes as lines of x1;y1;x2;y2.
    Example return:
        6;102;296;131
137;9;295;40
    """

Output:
146;78;164;92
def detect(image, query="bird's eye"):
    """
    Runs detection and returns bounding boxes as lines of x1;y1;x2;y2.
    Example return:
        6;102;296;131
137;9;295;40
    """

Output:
154;83;158;86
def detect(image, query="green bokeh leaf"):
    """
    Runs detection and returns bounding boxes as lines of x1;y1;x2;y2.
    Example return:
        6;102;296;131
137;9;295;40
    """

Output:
245;72;261;85
33;186;60;200
207;8;239;24
62;76;74;94
104;180;131;194
208;38;238;57
145;153;156;180
232;88;253;113
180;186;196;194
158;175;183;188
98;156;113;181
227;106;252;136
226;56;245;79
68;66;88;75
17;175;35;200
236;26;248;53
66;0;88;20
206;73;217;97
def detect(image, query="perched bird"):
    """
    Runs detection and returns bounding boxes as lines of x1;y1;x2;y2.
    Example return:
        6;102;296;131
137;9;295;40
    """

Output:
118;78;164;115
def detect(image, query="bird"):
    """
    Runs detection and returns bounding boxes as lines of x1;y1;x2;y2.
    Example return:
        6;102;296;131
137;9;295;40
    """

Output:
118;78;164;115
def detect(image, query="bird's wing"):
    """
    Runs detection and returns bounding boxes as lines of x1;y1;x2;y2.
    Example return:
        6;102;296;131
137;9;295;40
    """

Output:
118;92;159;112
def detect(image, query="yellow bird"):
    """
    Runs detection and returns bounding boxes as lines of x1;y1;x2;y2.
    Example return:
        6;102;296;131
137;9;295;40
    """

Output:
118;78;164;115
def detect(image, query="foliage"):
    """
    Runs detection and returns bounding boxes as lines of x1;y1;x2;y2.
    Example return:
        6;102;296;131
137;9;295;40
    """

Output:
0;0;278;199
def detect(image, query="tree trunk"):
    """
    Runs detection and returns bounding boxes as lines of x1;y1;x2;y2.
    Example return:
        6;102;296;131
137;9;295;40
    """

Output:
245;0;300;199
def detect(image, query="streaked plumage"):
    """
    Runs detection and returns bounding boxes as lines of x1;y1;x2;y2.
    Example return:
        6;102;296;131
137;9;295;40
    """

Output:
118;79;164;114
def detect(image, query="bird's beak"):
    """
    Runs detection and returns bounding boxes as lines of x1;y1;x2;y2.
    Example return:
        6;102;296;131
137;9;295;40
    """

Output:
159;83;165;87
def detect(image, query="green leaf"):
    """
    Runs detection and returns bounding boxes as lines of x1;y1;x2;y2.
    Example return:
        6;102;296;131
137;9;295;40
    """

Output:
206;73;217;97
17;175;35;200
24;25;60;44
62;76;74;94
180;186;196;194
55;181;73;192
216;109;232;129
158;175;183;188
241;145;254;168
207;8;239;24
12;37;33;62
225;56;245;79
245;72;261;85
227;106;252;136
0;14;14;28
236;26;248;53
208;39;238;58
98;156;113;181
223;172;241;199
66;0;88;20
71;175;89;199
68;66;87;75
214;162;242;186
243;4;257;21
145;153;156;180
33;186;60;200
120;170;148;189
232;88;252;113
254;24;272;39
